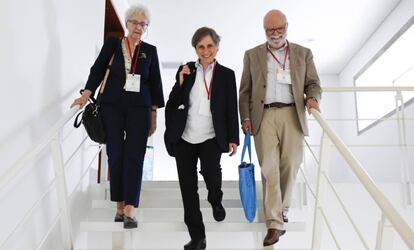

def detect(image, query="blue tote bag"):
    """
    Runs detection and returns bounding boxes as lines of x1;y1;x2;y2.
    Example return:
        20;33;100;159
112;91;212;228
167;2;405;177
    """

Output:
238;132;256;222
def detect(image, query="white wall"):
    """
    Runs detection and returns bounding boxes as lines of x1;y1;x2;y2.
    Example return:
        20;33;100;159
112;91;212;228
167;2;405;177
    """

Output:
0;0;109;248
336;0;414;182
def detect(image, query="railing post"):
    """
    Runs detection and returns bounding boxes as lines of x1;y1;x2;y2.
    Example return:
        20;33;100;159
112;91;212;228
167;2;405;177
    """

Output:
375;213;395;250
394;90;412;207
312;132;331;249
51;136;74;250
299;151;307;208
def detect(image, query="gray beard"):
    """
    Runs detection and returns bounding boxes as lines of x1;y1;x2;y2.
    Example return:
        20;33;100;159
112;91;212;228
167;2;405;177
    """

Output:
267;35;286;49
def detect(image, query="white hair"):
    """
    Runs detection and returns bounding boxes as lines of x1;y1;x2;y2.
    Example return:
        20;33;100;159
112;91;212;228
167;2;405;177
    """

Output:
125;4;151;24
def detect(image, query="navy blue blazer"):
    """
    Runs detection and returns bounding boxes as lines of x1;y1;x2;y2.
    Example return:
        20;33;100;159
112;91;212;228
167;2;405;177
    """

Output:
164;62;239;156
85;37;164;108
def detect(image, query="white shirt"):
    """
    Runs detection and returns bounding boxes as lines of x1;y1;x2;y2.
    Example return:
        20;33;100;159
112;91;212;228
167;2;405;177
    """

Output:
181;61;216;144
265;43;295;104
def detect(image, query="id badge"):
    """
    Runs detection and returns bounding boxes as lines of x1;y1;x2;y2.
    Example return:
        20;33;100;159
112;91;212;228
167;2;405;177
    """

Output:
198;98;212;117
124;74;141;92
276;70;292;84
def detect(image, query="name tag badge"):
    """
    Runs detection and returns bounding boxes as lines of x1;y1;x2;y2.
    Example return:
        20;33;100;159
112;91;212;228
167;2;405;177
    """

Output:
198;98;212;117
276;70;291;85
124;74;141;92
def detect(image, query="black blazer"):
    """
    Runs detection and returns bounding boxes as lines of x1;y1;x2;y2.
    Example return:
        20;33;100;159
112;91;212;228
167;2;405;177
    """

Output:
164;61;239;156
85;37;164;108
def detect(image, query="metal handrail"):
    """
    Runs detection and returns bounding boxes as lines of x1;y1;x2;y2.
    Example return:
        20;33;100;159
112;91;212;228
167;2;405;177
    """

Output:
303;138;370;248
310;108;414;248
0;105;82;250
321;172;370;249
322;86;414;92
0;106;80;191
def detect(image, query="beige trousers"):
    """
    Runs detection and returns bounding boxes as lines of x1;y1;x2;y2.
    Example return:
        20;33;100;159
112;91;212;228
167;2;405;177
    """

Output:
254;106;303;230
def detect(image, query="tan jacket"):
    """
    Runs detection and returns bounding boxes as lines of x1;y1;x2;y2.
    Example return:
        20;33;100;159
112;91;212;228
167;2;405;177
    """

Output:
239;42;322;136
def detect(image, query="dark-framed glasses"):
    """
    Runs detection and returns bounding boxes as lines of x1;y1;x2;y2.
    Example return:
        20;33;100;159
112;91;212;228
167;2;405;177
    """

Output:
128;20;148;30
265;23;287;35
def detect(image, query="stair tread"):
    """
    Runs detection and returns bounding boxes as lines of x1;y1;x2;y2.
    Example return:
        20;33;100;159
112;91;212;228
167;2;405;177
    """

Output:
80;221;306;232
92;199;261;208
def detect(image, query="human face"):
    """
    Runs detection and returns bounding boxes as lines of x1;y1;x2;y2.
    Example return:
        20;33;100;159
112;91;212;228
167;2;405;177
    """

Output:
126;13;148;42
264;13;288;49
195;35;218;67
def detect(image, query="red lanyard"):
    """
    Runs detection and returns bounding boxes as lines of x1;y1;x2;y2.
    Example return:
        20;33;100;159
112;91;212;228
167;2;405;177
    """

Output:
125;37;141;74
267;45;289;70
202;63;216;100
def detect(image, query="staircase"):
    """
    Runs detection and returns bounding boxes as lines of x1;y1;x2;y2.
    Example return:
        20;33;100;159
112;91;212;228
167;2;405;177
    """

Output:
77;181;308;249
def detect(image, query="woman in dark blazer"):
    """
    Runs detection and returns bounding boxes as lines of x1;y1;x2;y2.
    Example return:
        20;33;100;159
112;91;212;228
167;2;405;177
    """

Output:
71;4;164;229
164;27;239;250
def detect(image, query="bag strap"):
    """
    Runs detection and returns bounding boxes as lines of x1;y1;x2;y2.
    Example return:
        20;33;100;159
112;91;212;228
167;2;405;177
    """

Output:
74;110;84;128
99;53;115;95
74;53;115;129
241;132;252;164
78;53;115;104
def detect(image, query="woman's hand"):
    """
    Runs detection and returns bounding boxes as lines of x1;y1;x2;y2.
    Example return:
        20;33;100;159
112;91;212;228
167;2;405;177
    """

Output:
149;109;157;136
179;65;192;86
70;90;92;109
228;143;237;156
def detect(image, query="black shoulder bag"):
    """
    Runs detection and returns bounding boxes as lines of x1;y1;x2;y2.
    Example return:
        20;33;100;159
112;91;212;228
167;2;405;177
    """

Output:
74;54;115;144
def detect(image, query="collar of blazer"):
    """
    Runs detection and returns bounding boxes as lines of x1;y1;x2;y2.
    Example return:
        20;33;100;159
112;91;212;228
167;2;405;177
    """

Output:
181;61;223;101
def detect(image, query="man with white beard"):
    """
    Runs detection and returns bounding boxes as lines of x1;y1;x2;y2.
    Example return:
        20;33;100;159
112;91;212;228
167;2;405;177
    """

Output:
239;9;322;246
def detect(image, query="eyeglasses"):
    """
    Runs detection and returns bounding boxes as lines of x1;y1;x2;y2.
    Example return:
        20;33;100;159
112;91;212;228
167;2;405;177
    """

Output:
127;20;148;30
264;23;287;35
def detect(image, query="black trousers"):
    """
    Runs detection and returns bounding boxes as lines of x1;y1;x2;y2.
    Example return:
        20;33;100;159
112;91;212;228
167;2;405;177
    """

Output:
101;100;150;207
174;138;223;240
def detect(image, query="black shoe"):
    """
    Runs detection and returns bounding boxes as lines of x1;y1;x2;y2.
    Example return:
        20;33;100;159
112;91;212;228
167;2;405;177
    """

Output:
114;212;124;222
123;216;137;229
184;238;206;250
212;203;226;222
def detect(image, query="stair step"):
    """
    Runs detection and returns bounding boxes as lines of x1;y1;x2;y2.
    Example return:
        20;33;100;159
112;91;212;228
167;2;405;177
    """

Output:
87;207;268;222
97;181;305;207
92;199;260;209
140;180;260;189
80;221;306;233
76;249;310;250
139;188;261;199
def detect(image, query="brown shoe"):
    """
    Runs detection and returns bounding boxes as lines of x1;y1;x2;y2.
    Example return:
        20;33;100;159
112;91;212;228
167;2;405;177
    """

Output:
263;228;286;246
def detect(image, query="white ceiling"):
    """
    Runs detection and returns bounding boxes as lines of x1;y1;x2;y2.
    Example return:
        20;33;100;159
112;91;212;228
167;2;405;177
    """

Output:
128;0;401;75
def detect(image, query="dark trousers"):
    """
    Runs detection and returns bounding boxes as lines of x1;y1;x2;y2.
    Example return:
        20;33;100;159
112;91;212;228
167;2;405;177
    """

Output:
174;138;223;240
101;101;150;207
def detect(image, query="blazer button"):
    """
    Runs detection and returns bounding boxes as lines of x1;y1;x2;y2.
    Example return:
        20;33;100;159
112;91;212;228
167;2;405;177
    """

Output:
261;100;264;103
263;85;266;88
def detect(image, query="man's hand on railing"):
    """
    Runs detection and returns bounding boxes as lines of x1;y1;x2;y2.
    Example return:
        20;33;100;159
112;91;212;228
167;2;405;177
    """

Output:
306;97;320;114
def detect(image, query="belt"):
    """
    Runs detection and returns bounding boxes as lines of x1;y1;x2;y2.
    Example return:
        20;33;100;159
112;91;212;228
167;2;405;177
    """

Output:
264;102;295;109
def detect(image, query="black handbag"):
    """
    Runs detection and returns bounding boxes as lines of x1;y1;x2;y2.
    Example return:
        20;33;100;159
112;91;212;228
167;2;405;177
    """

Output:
74;54;115;144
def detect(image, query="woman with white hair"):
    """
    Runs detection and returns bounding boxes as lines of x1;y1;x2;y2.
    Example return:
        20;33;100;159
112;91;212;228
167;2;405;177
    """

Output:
71;4;164;229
